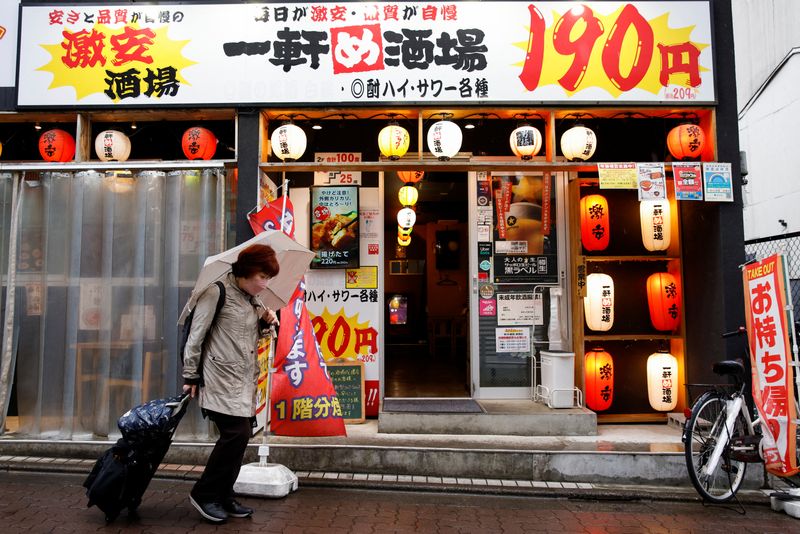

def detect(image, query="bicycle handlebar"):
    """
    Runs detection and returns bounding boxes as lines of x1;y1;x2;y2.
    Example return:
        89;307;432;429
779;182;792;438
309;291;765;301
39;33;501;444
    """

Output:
721;326;746;338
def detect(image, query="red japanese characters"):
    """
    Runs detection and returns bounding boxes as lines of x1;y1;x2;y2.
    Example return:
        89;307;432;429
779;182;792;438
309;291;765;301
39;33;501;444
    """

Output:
38;129;75;162
181;127;217;160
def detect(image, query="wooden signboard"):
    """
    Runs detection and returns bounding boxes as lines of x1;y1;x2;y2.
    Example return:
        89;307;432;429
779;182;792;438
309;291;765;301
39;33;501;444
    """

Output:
328;361;365;423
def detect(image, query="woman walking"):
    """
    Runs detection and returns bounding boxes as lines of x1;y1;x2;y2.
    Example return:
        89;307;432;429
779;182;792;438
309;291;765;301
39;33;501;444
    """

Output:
182;244;280;523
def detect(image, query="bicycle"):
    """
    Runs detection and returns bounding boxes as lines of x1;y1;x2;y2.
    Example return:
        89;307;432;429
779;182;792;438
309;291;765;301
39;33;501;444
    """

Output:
682;328;764;503
683;327;800;507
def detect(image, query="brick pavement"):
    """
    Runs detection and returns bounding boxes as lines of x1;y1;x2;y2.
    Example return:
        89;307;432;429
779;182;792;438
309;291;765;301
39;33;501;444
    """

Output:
0;471;797;533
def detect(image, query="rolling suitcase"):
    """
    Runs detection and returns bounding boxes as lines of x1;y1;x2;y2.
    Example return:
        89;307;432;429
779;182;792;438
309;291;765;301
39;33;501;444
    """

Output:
84;393;191;522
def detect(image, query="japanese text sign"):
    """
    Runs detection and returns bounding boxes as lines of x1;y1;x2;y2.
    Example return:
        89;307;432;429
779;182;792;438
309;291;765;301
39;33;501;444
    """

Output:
310;186;359;269
743;254;798;477
0;1;19;87
17;2;714;106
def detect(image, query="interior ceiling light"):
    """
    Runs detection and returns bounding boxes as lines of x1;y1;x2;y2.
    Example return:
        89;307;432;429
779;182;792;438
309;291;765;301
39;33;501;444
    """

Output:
34;122;42;130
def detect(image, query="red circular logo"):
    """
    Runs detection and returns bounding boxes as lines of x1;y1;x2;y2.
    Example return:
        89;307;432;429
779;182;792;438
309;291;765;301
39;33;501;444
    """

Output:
314;205;330;221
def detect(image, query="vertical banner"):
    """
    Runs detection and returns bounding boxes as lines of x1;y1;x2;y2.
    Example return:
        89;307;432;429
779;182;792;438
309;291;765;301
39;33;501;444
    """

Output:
743;254;798;476
254;333;272;433
250;195;346;437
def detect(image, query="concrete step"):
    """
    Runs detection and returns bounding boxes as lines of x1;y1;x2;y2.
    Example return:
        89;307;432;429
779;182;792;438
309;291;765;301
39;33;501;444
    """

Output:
0;421;764;489
378;400;596;436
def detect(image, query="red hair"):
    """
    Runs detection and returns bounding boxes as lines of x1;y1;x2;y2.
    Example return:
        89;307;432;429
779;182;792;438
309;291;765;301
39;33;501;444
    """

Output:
232;244;279;278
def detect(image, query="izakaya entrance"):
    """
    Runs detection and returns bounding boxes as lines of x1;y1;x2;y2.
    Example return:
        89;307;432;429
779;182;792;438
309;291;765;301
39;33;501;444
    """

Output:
384;172;470;398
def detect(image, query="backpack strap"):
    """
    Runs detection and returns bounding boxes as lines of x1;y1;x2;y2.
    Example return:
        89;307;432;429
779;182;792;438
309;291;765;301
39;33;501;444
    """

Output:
195;280;226;387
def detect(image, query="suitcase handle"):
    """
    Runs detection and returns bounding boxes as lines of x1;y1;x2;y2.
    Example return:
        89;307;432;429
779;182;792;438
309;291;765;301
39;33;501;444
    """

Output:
165;392;192;417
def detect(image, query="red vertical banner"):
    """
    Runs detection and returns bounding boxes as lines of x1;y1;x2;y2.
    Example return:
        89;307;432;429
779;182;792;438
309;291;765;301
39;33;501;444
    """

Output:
270;282;347;436
743;254;798;476
249;196;346;437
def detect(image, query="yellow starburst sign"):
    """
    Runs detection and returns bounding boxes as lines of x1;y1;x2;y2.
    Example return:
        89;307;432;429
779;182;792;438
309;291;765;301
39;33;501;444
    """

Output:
512;4;710;99
37;23;195;102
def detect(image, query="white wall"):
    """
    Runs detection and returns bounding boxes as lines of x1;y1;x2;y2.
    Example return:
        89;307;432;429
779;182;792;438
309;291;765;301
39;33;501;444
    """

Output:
733;0;800;108
733;0;800;240
739;55;800;239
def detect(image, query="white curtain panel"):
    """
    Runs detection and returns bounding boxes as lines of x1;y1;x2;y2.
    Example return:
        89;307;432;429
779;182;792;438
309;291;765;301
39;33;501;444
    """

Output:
5;169;225;439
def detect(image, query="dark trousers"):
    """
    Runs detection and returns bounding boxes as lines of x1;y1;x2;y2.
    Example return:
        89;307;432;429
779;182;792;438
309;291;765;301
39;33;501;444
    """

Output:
191;411;251;504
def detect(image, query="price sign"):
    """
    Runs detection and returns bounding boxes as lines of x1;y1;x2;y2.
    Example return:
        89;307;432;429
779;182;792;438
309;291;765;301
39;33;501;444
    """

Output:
314;152;362;185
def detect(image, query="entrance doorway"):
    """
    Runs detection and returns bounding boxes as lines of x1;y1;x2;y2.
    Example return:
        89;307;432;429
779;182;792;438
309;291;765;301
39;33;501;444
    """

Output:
384;172;470;397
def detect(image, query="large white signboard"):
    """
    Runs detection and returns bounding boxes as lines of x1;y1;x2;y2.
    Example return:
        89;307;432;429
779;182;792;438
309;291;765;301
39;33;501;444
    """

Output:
17;2;714;106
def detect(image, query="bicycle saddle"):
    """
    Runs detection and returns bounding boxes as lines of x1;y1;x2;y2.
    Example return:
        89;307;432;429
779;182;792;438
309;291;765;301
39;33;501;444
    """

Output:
712;359;745;378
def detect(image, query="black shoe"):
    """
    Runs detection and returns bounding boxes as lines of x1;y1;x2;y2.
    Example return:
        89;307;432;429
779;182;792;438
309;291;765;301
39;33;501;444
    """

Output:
223;499;254;518
189;496;228;523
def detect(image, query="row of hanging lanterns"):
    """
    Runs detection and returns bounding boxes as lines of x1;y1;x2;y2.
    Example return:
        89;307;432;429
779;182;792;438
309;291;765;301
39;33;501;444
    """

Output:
16;118;706;163
584;347;678;412
396;170;424;246
583;271;681;332
579;196;672;252
34;127;219;162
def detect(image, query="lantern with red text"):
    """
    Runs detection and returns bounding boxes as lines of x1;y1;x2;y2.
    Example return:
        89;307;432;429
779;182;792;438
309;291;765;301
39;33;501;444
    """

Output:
647;350;678;411
38;129;75;162
583;273;614;331
182;127;217;160
95;130;131;162
646;273;681;331
398;171;424;184
667;124;705;161
580;194;610;251
640;200;671;251
585;348;614;412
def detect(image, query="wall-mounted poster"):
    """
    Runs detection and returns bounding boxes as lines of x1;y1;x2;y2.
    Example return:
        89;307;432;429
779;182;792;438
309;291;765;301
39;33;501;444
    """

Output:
491;173;558;284
310;186;359;269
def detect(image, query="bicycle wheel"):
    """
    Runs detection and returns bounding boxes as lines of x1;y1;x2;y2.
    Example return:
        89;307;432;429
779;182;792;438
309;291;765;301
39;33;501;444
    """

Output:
684;391;748;503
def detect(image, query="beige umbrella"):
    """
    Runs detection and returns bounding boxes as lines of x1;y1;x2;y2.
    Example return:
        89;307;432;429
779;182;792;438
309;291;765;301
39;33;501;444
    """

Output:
179;229;315;324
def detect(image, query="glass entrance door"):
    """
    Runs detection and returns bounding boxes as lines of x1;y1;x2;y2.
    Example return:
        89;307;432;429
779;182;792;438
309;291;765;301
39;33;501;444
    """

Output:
468;170;571;399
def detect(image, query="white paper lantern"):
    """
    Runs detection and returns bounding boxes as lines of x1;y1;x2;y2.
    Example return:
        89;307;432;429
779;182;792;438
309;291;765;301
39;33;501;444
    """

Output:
271;123;307;161
94;130;131;162
584;273;614;331
647;351;678;411
426;120;462;160
397;207;416;228
560;125;596;161
640;200;671;251
509;125;542;160
378;124;410;160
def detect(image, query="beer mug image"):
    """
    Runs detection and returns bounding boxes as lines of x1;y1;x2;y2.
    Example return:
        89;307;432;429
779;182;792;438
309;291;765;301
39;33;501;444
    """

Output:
505;202;543;254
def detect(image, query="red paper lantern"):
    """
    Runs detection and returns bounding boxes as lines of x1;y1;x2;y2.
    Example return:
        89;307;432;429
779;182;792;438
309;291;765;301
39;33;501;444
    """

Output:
398;171;424;184
585;348;613;412
646;272;681;331
667;123;705;160
38;129;75;162
580;194;610;251
182;127;217;160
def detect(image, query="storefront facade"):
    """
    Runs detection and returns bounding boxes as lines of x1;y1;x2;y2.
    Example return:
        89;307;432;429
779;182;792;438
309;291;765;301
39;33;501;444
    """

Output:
0;1;744;438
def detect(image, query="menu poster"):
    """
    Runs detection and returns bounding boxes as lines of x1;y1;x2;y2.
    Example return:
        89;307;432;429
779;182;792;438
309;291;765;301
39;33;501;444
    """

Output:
703;162;734;202
310;186;359;269
598;163;638;189
636;162;667;200
673;162;703;200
